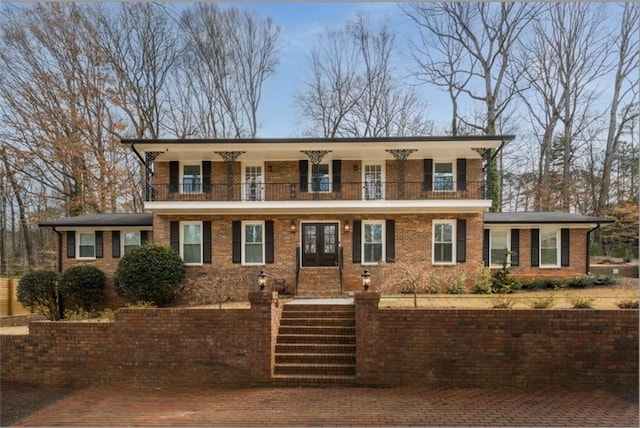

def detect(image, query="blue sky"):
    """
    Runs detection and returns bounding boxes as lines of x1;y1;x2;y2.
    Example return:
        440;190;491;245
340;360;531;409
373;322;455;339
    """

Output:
212;2;447;137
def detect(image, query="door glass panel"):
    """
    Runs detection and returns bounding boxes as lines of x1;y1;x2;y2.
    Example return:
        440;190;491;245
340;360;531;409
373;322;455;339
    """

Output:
364;164;383;200
245;166;263;201
304;225;316;253
324;225;336;253
434;163;453;191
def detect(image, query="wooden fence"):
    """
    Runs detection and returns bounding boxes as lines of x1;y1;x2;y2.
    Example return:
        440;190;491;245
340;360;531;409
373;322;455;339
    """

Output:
0;278;33;317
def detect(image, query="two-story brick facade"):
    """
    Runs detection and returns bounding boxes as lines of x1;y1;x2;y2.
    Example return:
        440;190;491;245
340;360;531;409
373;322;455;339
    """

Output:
40;136;613;300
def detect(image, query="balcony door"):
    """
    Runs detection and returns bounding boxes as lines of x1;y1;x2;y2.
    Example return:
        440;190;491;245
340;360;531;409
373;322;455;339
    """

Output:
363;163;384;200
243;163;263;201
302;223;338;267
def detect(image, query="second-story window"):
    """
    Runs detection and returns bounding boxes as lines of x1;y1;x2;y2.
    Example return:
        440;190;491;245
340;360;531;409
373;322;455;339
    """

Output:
434;162;454;191
311;163;331;192
243;164;263;201
363;164;384;200
182;164;202;193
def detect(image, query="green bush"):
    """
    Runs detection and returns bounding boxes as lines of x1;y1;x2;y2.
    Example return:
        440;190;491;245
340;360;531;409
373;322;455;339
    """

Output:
114;244;186;307
528;296;555;309
17;270;61;320
491;268;521;294
567;276;596;288
616;298;639;309
593;275;616;286
569;296;595;309
59;265;106;310
446;282;467;294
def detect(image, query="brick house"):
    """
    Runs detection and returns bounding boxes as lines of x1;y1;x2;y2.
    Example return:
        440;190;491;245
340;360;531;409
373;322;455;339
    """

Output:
40;136;613;298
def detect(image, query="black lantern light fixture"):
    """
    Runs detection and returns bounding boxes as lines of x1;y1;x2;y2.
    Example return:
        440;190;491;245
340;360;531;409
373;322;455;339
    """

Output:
257;267;267;291
361;267;371;291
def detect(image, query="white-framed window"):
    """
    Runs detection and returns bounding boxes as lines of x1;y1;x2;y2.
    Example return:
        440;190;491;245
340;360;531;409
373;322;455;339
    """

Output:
310;163;331;192
77;232;96;259
122;231;141;256
433;220;455;264
362;220;384;264
433;161;454;191
181;164;202;193
540;229;560;267
181;222;202;265
363;163;384;200
242;221;264;265
490;230;510;267
242;162;264;201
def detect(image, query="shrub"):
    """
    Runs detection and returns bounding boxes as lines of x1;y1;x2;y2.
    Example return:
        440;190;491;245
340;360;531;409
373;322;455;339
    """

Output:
114;244;186;307
593;275;616;286
423;282;441;294
528;296;555;309
63;308;97;320
99;308;117;319
520;278;565;291
569;296;595;309
446;282;467;294
615;298;639;309
472;266;493;294
125;301;157;309
567;276;595;288
16;270;61;320
59;265;106;310
491;268;521;294
490;295;518;309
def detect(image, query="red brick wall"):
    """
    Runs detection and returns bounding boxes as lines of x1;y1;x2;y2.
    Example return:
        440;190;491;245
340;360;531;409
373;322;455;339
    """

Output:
354;293;638;388
2;293;636;388
0;292;279;386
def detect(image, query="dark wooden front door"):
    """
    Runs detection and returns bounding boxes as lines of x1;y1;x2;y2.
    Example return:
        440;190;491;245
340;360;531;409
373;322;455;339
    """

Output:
302;223;338;267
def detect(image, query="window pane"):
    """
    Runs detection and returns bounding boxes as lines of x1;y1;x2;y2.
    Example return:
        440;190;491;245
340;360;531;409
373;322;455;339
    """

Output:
183;165;201;192
363;223;383;263
434;163;453;190
434;223;452;243
540;231;558;266
245;166;263;201
311;164;330;192
434;243;453;263
78;233;95;258
183;224;201;244
490;231;508;265
324;225;336;253
245;244;263;263
79;233;95;246
364;224;382;244
364;164;383;200
541;249;557;265
244;223;263;263
123;232;140;246
183;244;201;264
304;226;316;253
245;224;262;244
364;243;382;263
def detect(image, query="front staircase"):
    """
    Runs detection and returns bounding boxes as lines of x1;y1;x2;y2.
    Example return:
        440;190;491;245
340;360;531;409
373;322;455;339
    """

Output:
295;267;343;297
272;302;356;386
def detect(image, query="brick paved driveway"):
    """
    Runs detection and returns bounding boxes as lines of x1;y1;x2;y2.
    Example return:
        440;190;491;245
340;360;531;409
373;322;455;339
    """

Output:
2;386;638;426
8;385;639;427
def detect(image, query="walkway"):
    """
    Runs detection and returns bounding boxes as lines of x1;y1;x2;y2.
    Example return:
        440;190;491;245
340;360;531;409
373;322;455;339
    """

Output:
5;384;638;427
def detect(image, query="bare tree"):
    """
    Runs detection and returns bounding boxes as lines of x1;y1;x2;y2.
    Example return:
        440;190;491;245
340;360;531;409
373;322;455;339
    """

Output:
179;4;281;138
297;13;431;138
596;2;639;216
403;2;541;211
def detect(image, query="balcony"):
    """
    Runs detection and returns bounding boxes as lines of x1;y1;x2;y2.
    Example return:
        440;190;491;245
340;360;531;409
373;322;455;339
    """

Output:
146;181;487;202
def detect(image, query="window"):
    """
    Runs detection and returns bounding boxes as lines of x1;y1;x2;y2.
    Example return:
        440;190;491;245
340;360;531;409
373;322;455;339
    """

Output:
181;222;202;264
434;162;454;191
182;164;201;193
540;230;559;267
433;221;455;264
122;232;141;256
243;164;263;201
490;230;509;267
311;163;331;192
363;221;384;264
78;232;95;259
243;222;264;264
363;164;384;200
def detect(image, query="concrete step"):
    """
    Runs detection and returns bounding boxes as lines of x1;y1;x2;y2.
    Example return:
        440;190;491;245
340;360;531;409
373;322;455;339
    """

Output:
276;334;355;345
275;343;356;354
274;363;356;376
279;317;355;327
275;353;356;364
271;374;356;386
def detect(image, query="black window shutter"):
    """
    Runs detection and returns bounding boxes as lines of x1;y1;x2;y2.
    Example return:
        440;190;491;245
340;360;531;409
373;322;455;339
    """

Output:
202;161;212;193
170;221;180;252
265;220;274;264
423;159;433;191
531;229;540;267
456;219;466;263
457;158;467;191
203;221;212;264
95;231;103;259
299;160;309;192
561;228;570;267
352;220;362;263
169;161;179;193
385;219;395;262
483;229;490;267
112;231;121;258
332;160;341;192
232;221;242;263
141;231;149;245
67;231;75;258
510;229;520;266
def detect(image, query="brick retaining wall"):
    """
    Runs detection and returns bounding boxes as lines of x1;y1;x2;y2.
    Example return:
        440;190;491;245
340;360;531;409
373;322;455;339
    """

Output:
2;292;637;389
355;293;638;388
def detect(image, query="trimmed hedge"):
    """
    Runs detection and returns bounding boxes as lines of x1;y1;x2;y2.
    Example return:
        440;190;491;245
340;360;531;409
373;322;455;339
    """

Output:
16;270;60;320
59;265;106;310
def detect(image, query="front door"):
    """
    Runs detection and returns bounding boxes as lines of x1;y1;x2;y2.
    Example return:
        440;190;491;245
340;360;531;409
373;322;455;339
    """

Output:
302;223;338;267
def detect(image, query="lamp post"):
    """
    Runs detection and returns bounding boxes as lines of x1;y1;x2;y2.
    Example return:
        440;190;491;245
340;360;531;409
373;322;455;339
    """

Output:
257;268;267;291
361;267;371;291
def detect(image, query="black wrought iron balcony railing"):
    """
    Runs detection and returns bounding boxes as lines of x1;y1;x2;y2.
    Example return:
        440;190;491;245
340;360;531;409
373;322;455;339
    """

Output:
145;181;488;202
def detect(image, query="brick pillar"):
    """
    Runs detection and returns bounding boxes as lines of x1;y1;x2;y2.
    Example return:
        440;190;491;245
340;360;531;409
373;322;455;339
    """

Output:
355;291;385;386
248;291;279;384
